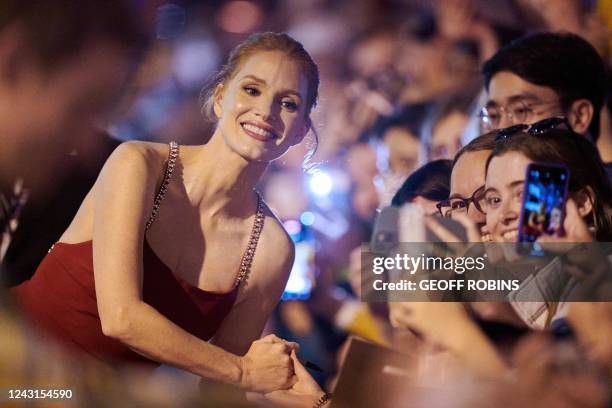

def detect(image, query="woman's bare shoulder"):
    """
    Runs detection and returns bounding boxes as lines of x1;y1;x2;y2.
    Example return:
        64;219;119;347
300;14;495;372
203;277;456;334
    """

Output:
257;203;296;273
90;140;178;201
94;140;178;185
62;141;173;242
106;140;169;166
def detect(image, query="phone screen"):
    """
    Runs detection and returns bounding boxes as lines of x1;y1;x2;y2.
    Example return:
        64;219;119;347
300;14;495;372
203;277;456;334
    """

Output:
518;163;569;253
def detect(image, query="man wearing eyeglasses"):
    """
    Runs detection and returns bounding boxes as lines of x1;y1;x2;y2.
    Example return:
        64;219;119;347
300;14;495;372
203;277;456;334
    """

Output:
480;32;606;144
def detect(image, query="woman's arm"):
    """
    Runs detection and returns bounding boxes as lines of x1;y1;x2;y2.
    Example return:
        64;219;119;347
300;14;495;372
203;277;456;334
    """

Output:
92;142;293;392
389;302;509;378
249;351;328;408
211;218;296;356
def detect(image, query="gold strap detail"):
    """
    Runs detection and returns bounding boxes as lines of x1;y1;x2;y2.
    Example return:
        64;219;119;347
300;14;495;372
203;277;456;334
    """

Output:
235;193;265;287
145;141;179;231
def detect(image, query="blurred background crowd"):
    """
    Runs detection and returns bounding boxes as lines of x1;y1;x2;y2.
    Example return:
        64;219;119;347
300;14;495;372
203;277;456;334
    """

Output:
1;0;612;406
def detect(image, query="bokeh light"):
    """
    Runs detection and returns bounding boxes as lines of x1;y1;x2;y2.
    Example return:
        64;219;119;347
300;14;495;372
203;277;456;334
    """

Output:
216;1;262;34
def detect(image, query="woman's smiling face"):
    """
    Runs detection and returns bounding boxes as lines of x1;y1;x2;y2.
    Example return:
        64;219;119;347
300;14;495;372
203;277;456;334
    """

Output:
484;151;533;242
213;50;310;162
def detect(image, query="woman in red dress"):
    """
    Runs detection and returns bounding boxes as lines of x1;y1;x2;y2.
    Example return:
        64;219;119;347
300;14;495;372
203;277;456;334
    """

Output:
11;32;319;394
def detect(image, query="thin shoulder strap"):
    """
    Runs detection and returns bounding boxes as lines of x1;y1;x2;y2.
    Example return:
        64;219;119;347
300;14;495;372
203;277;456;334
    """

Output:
235;192;265;287
145;141;179;231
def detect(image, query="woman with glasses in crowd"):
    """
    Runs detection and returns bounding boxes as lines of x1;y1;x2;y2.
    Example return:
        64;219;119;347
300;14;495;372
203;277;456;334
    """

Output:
434;132;498;242
391;118;612;376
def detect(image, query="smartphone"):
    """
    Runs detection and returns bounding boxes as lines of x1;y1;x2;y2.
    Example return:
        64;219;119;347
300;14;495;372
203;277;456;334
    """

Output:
398;203;425;242
371;204;469;248
282;220;315;300
518;163;570;255
371;206;399;254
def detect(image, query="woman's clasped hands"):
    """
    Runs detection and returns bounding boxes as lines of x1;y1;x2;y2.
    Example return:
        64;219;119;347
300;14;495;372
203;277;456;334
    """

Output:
241;334;300;393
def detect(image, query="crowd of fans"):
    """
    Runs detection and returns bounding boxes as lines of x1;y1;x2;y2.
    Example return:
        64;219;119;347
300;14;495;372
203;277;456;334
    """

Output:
1;0;611;406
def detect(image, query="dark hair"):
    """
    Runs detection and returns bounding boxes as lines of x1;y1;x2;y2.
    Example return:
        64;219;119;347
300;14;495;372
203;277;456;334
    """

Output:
0;0;148;72
482;32;607;141
398;8;437;42
370;104;428;142
485;129;612;241
453;131;498;166
391;159;452;206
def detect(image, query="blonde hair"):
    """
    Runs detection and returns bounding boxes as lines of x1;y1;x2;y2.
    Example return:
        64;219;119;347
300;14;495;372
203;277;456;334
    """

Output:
200;32;320;167
200;32;319;122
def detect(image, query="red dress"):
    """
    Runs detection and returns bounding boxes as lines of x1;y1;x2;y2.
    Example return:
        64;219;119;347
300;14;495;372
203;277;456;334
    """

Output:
10;142;264;369
11;240;238;367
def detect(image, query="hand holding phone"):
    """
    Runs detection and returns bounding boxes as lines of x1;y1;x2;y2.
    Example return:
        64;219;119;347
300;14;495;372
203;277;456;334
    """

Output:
518;163;570;255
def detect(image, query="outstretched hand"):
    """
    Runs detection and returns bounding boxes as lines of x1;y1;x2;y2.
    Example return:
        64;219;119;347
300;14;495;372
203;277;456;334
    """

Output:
536;198;602;272
249;350;324;408
537;198;594;245
424;213;484;260
425;213;482;243
389;302;472;350
389;302;509;377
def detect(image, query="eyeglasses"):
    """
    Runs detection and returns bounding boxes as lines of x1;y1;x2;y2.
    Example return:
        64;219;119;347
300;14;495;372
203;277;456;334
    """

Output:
494;116;570;141
479;99;561;131
436;186;486;218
